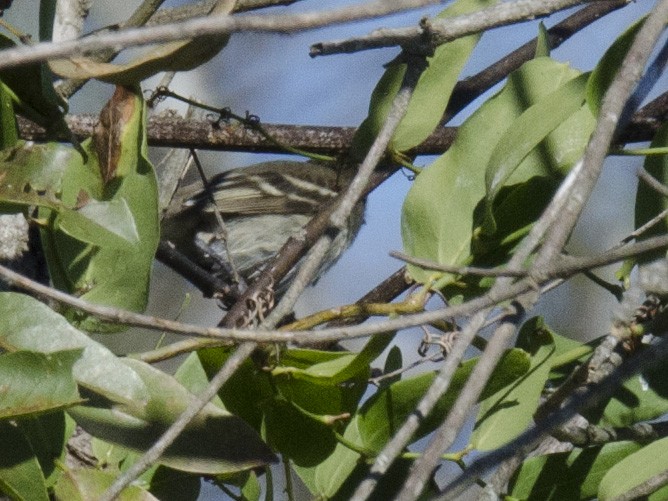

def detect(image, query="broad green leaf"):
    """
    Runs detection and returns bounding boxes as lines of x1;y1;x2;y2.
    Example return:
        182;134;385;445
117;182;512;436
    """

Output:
587;17;645;115
0;81;18;148
263;398;338;466
350;0;494;158
59;198;140;246
402;57;595;290
535;22;550;58
53;468;157;501
70;358;277;475
240;471;261;501
509;442;644;500
0;141;154;322
381;345;403;387
48;0;234;84
0;350;82;420
0;142;135;249
330;457;440;501
145;466;201;501
473;318;556;450
36;86;160;331
0;292;148;405
0;33;68;133
632;121;668;267
357;348;530;451
200;347;366;467
0;293;275;474
599;437;668;501
39;0;57;41
17;412;72;488
293;414;364;498
0;422;49;501
173;352;226;410
199;349;273;431
482;73;589;233
273;333;393;385
587;354;668;428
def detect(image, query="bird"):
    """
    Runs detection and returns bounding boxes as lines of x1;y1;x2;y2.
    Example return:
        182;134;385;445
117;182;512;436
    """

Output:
160;160;366;305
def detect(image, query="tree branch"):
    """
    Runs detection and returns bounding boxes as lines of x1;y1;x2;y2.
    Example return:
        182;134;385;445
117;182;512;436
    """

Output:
311;0;600;56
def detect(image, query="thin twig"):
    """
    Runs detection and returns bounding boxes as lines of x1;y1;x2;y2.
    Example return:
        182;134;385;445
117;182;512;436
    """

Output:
311;0;594;56
443;0;630;122
0;0;444;71
3;232;668;349
99;341;258;501
438;4;668;497
637;165;668;197
390;250;526;277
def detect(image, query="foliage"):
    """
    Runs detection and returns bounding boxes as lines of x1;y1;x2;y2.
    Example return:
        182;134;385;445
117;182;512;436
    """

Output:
0;1;666;500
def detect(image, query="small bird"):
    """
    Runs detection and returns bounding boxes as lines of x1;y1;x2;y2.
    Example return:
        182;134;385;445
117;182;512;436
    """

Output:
161;160;366;303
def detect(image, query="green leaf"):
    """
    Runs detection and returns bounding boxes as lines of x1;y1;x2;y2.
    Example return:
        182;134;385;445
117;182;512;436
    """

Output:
0;293;275;475
0;292;148;405
586;17;645;116
293;414;364;498
143;466;202;501
70;358;277;475
599;437;668;501
0;33;68;130
240;471;261;501
330;457;440;501
48;1;234;85
632;121;668;267
199;348;273;431
482;73;589;234
200;346;367;468
173;352;226;410
274;333;393;385
472;318;556;450
53;468;158;501
357;348;530;451
0;350;82;420
587;353;668;428
39;0;57;41
350;0;494;158
401;57;595;291
0;422;49;501
17;412;72;488
535;22;550;58
0;82;18;148
381;345;403;387
58;198;140;246
509;441;644;500
36;86;160;331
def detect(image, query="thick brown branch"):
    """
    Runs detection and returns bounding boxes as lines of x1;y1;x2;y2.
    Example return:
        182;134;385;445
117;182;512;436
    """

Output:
16;95;664;156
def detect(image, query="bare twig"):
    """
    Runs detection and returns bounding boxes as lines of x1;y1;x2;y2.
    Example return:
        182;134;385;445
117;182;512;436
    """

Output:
390;250;526;277
611;468;668;501
0;0;444;71
3;232;668;346
311;0;595;56
17;91;665;155
638;165;668;197
99;341;258;501
443;0;630;121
